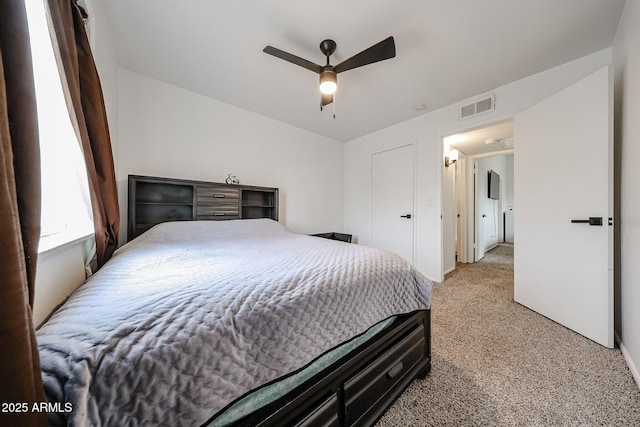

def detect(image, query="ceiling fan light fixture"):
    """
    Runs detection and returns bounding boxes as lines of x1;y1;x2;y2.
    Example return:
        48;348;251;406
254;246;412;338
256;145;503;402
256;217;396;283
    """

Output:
319;70;337;95
264;36;395;108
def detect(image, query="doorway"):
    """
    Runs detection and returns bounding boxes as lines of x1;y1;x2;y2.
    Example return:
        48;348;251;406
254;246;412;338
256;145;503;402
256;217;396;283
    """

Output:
442;120;514;272
440;67;613;348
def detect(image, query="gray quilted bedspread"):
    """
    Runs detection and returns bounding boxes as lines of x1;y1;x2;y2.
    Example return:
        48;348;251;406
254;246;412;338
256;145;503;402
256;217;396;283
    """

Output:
37;219;431;426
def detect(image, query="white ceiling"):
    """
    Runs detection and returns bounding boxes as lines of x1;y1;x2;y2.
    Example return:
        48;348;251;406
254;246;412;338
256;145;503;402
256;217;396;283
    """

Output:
99;0;626;142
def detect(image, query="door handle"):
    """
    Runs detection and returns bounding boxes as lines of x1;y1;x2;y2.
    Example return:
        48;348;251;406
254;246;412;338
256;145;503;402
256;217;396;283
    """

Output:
571;217;602;226
400;214;412;219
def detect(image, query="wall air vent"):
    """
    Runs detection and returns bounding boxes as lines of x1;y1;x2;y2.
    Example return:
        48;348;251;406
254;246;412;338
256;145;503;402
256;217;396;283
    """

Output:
459;94;495;120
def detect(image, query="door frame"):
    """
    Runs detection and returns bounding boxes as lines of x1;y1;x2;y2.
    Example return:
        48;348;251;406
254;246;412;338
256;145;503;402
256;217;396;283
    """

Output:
440;120;514;272
468;150;514;262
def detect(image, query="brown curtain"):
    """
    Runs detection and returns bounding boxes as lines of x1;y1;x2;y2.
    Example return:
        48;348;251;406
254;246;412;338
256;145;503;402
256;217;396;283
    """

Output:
0;1;48;426
45;0;120;268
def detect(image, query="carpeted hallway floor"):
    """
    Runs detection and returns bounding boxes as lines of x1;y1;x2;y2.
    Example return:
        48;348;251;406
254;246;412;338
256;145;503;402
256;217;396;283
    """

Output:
377;243;640;426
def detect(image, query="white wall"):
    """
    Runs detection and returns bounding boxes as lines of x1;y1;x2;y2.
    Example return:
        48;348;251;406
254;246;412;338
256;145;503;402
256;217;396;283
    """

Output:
116;69;344;242
613;0;640;388
344;48;612;282
33;238;93;326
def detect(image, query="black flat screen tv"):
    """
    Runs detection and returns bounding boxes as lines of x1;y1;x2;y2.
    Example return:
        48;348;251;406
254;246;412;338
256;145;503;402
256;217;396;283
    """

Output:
488;170;500;200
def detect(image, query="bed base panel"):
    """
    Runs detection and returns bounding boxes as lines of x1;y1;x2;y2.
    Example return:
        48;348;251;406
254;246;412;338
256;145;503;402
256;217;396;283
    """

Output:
218;309;431;427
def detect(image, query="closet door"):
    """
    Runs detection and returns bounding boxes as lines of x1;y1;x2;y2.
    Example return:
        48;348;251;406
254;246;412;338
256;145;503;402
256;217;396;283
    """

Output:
371;144;415;264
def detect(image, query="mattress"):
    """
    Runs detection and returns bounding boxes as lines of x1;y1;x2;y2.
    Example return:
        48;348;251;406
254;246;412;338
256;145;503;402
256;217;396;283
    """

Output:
37;219;432;426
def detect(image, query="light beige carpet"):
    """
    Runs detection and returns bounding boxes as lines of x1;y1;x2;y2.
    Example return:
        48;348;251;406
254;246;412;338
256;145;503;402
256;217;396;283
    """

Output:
377;244;640;426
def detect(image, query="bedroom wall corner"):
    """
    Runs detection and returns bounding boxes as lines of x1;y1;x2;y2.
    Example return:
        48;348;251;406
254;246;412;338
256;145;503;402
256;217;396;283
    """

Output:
613;0;640;390
84;0;119;173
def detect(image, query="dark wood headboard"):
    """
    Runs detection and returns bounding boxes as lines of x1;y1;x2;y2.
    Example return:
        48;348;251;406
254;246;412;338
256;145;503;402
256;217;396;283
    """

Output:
127;175;278;241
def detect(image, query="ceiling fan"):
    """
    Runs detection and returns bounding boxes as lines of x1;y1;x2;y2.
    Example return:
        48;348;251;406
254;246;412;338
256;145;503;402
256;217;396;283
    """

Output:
263;36;396;113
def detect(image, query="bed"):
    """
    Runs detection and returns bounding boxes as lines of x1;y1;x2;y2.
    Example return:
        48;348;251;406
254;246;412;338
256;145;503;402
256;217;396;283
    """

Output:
37;218;432;426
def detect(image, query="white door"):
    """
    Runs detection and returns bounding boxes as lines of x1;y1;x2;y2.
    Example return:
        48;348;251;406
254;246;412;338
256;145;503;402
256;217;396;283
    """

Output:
455;158;468;263
473;159;486;262
443;156;456;273
371;144;414;264
514;66;613;347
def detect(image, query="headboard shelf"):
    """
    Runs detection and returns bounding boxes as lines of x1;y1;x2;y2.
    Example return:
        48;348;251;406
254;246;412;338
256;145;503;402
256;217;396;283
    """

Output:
128;175;278;241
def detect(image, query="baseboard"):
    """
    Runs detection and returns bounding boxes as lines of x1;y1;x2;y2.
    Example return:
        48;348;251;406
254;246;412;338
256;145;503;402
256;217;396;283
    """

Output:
485;243;499;252
620;343;640;391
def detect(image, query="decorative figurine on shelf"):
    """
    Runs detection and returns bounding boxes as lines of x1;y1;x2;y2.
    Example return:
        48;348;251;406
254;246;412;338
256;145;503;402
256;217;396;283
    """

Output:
225;173;240;185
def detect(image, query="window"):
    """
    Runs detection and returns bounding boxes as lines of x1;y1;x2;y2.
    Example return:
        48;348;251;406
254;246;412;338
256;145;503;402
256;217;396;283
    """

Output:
25;0;94;253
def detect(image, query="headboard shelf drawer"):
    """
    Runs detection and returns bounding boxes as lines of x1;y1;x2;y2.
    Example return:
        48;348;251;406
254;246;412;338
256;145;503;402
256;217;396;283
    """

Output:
196;205;239;217
196;185;239;202
128;175;278;241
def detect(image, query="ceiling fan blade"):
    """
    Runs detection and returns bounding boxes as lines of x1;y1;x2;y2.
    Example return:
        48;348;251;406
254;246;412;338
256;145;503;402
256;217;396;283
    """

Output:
333;36;396;74
263;45;323;74
320;92;334;109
